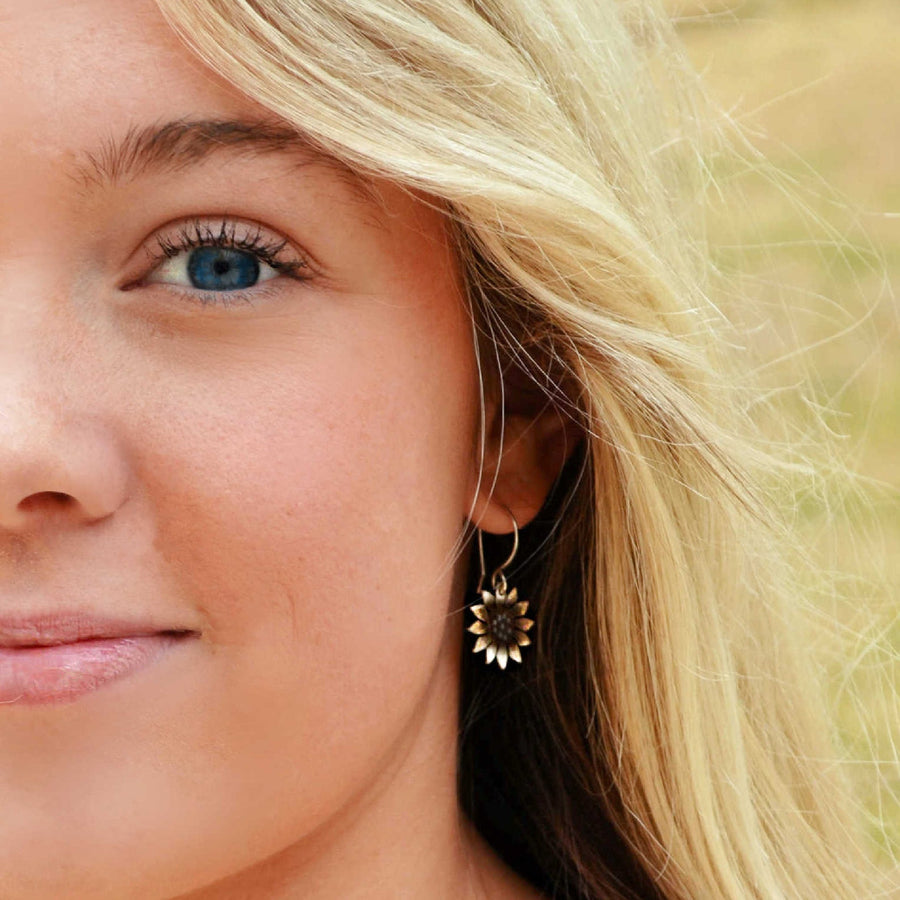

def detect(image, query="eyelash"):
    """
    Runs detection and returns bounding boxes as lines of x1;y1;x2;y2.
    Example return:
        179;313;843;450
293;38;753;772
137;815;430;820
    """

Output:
140;219;311;305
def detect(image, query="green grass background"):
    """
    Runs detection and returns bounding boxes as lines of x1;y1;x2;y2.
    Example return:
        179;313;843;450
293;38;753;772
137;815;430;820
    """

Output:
666;0;899;877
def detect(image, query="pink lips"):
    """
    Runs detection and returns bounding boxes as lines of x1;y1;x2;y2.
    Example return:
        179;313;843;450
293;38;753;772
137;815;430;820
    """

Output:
0;613;195;706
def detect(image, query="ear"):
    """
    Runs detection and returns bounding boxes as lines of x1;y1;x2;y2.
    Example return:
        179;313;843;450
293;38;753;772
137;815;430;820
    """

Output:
469;395;581;535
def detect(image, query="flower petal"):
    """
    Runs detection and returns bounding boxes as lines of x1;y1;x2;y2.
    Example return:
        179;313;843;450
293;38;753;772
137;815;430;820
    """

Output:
515;618;535;632
468;620;488;635
496;645;509;669
481;590;496;605
473;635;491;653
471;605;489;622
515;632;531;647
485;643;497;664
508;643;522;663
507;587;518;602
511;601;528;617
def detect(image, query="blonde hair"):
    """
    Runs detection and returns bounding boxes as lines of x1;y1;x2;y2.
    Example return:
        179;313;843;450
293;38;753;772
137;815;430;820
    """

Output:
153;1;884;896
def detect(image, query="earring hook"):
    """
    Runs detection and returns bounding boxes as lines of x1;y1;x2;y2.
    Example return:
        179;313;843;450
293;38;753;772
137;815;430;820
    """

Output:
476;508;519;596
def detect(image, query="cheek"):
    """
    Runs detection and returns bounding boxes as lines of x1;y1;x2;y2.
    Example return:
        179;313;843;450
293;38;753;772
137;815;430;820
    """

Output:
148;347;474;653
144;294;478;628
119;280;479;835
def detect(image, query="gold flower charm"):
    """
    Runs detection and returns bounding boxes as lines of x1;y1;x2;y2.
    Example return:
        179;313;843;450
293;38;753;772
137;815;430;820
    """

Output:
468;586;534;669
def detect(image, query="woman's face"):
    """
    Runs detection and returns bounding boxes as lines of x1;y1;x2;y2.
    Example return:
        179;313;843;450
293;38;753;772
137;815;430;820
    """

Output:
0;0;487;894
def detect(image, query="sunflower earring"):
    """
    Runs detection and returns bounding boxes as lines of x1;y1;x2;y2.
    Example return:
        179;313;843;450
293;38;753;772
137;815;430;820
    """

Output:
468;512;534;670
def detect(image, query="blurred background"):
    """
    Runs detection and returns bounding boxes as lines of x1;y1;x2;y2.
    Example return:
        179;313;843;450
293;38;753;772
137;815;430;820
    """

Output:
665;0;899;876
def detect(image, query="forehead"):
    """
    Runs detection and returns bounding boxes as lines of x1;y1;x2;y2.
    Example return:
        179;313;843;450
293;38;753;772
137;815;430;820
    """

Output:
0;0;268;160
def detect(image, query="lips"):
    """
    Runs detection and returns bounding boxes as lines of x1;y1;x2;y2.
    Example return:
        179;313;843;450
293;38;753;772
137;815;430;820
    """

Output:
0;611;197;705
0;611;194;648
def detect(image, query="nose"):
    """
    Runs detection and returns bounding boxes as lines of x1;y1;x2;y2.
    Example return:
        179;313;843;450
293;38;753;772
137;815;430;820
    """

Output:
0;395;129;532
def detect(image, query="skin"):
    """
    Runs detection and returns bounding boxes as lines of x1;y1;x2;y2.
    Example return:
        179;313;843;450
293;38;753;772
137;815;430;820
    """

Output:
0;0;564;896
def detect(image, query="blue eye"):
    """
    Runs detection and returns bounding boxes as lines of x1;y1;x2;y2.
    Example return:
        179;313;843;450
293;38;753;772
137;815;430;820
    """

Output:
143;221;306;299
187;247;262;291
148;243;279;293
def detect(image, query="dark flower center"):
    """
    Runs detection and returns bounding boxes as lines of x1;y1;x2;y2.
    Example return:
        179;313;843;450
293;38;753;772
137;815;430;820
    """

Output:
491;610;516;644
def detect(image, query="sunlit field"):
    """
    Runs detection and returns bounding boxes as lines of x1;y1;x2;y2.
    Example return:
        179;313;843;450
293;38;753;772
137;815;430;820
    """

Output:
668;0;899;877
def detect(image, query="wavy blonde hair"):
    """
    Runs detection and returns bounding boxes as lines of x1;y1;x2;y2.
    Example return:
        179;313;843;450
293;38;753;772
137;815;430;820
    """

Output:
152;1;883;896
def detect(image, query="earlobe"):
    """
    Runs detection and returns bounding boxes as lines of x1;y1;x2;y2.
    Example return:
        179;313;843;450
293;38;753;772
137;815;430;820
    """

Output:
469;400;581;535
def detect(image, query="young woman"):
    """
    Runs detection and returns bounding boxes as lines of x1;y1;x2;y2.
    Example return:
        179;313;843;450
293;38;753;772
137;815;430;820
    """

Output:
0;0;885;897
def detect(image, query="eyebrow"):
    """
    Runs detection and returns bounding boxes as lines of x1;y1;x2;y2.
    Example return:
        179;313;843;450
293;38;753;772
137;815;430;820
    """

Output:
74;118;337;188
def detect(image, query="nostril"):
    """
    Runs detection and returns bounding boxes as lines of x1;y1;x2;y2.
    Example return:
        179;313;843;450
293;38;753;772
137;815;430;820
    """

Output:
17;491;76;514
0;427;129;529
